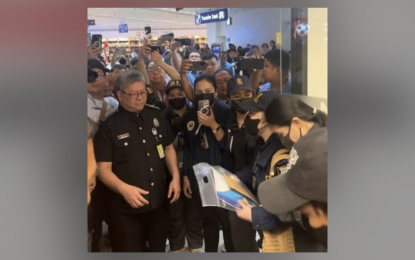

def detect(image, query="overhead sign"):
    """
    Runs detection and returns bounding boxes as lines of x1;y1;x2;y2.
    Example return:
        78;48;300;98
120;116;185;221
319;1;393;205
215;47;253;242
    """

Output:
119;24;128;33
195;8;228;25
88;19;95;26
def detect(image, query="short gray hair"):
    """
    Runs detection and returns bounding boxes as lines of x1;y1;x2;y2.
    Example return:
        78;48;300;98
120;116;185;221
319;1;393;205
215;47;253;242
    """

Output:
114;70;146;91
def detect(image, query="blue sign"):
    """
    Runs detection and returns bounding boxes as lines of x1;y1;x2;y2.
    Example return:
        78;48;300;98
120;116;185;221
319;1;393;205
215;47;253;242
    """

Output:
195;8;228;25
119;24;128;33
211;44;221;57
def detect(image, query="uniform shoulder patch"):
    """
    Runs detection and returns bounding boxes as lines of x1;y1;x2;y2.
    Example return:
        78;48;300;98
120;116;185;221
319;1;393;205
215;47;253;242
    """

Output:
145;104;161;111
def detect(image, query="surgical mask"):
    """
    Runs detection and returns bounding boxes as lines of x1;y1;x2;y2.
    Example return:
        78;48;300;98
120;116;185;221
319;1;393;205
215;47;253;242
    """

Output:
280;125;302;150
168;97;186;110
244;116;261;136
146;93;157;104
230;98;249;114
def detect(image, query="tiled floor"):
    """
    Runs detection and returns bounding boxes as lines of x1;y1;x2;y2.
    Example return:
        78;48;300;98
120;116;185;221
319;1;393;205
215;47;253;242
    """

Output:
95;222;259;252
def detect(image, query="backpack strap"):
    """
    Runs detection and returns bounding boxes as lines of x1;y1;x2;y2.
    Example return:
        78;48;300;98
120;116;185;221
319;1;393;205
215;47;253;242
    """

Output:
98;101;108;122
262;148;296;252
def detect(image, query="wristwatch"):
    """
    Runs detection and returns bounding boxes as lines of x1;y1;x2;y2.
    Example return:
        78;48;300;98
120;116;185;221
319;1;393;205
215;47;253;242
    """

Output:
212;124;221;134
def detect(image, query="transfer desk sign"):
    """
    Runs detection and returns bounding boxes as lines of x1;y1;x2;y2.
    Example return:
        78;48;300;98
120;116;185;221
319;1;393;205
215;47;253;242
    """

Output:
195;9;228;25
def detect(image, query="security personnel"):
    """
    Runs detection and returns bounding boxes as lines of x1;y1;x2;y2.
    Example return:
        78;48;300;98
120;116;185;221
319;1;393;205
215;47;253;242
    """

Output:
93;70;181;252
236;91;323;252
146;84;166;111
221;75;261;252
181;74;233;252
163;80;189;252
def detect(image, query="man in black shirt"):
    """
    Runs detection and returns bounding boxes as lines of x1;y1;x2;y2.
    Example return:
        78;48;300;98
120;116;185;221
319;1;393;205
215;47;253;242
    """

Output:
93;70;181;252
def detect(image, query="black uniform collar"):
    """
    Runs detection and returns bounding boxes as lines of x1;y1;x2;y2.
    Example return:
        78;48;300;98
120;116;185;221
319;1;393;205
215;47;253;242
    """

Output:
256;133;281;168
118;105;145;121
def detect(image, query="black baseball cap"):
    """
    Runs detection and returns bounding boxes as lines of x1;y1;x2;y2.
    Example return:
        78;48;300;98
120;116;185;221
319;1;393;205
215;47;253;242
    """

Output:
165;80;184;94
238;90;278;112
258;127;327;215
88;59;109;75
227;75;254;96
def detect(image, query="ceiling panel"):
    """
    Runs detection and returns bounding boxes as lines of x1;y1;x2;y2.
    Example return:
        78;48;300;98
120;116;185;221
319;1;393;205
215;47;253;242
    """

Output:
87;8;261;31
87;8;208;31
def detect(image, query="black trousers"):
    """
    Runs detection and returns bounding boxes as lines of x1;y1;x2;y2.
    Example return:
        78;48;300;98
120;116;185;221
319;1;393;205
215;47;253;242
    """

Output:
229;211;259;252
187;178;235;252
108;207;168;252
167;191;186;251
89;181;111;252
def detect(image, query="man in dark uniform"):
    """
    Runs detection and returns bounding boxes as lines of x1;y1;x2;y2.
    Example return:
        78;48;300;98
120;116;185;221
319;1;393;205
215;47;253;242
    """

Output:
93;70;181;252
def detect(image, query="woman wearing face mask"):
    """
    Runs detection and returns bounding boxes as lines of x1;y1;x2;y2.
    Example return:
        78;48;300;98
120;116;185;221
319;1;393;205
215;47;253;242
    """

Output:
180;73;233;252
220;75;262;252
163;80;191;252
258;94;328;249
235;91;324;252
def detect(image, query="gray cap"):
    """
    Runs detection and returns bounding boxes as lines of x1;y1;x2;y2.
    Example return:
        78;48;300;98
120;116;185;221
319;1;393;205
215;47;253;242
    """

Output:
258;127;327;215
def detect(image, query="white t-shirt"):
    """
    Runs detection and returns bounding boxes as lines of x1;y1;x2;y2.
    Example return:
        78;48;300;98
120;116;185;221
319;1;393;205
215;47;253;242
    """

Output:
104;96;119;111
87;94;117;123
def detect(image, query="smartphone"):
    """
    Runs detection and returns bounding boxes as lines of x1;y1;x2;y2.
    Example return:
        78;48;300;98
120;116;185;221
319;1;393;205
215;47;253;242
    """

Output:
117;47;126;56
239;58;265;70
150;46;162;53
190;61;206;71
160;33;174;42
91;34;102;48
174;38;192;46
144;26;151;35
198;99;211;116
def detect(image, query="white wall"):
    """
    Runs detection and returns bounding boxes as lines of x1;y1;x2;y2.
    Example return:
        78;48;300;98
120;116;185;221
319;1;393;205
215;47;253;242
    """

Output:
307;8;328;99
87;28;207;40
206;8;291;51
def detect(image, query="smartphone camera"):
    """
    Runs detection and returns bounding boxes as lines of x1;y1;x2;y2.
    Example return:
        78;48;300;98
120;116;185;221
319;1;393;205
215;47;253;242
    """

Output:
198;100;211;116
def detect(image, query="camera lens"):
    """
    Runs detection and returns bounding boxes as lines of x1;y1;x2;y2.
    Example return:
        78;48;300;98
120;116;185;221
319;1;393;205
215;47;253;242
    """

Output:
201;107;209;115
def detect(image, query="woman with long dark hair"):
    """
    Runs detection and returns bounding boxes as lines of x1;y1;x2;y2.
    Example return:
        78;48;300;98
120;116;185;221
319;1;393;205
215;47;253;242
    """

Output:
259;94;328;250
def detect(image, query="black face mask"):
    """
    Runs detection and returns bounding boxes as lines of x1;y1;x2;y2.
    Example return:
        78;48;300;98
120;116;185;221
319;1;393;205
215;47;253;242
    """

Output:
195;93;215;107
280;124;302;150
169;97;187;110
146;93;156;104
230;98;249;114
244;116;261;136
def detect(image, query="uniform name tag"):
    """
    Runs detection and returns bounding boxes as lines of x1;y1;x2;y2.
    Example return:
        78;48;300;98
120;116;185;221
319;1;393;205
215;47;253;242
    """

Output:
117;133;130;140
156;144;165;159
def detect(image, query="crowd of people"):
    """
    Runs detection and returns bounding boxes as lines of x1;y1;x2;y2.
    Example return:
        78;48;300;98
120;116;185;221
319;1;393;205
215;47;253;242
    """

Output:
86;36;327;253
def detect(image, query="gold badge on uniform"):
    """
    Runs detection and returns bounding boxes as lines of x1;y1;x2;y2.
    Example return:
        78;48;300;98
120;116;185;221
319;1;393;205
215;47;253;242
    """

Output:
253;93;263;103
152;128;157;136
187;121;195;131
153;118;160;127
236;77;244;85
146;87;153;94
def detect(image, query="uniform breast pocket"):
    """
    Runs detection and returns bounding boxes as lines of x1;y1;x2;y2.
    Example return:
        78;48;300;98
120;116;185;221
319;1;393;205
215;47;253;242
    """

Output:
114;140;130;163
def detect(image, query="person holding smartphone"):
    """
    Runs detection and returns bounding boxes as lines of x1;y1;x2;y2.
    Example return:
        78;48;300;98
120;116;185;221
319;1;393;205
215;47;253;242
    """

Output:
179;72;234;252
